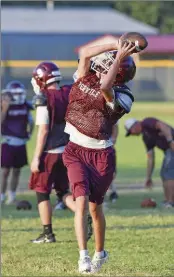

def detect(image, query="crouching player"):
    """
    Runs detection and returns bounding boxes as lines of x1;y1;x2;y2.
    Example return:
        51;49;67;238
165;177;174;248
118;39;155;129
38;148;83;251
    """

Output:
1;81;34;204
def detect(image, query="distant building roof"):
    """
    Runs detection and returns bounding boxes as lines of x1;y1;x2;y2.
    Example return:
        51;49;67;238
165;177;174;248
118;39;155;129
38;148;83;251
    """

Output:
2;7;158;34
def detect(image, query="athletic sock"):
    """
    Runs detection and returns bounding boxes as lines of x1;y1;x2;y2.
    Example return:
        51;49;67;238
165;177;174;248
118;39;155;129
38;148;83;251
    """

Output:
94;250;105;259
43;224;52;235
7;190;16;201
1;193;6;202
80;250;89;259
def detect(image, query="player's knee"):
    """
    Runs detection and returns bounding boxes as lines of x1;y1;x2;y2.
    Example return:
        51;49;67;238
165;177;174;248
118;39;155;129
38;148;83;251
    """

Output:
2;168;10;178
55;189;69;201
36;192;50;204
13;168;20;176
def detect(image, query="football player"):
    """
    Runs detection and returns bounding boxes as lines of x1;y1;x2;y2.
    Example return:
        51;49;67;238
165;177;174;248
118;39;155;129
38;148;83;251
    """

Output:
63;40;136;273
125;117;174;207
29;62;92;243
1;81;34;204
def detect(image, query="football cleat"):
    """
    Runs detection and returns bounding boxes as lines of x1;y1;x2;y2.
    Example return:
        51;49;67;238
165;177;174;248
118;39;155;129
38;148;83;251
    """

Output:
78;256;91;273
91;250;109;273
109;191;119;203
30;233;56;243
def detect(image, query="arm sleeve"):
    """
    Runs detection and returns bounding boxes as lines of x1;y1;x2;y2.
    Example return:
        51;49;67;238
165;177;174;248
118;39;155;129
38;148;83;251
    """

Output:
35;106;49;126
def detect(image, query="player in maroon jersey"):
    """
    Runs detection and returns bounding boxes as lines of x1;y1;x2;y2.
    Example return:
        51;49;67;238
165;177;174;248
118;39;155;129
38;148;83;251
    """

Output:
125;117;174;208
63;40;136;273
29;61;92;243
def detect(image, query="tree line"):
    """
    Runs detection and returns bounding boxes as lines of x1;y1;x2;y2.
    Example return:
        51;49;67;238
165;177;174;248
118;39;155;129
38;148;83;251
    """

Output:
2;1;174;33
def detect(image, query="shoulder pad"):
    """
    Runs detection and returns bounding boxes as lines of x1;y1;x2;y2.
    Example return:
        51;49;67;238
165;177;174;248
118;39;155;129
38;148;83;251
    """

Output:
25;100;34;110
32;95;47;108
113;85;134;102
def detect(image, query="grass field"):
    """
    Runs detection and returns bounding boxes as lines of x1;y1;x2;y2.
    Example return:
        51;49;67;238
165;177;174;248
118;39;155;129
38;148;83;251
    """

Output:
2;102;174;276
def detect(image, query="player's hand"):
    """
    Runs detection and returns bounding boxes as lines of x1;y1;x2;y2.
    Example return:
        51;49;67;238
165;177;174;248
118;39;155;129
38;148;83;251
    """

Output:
31;157;40;173
116;39;136;61
144;179;153;188
1;94;11;111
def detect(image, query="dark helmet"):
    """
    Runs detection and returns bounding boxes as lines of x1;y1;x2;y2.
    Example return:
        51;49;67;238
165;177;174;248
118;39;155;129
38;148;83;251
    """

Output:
31;61;62;94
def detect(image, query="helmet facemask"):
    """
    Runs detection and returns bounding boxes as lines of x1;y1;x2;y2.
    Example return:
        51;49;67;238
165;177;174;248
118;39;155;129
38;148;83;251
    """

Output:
91;51;116;75
3;88;26;105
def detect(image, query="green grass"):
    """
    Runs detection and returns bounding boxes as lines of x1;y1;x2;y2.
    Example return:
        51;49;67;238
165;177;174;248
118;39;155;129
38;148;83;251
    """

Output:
2;189;174;276
2;102;174;276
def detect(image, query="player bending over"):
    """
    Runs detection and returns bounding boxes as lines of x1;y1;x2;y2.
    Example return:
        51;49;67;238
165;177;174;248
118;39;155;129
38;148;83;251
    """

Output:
125;117;174;208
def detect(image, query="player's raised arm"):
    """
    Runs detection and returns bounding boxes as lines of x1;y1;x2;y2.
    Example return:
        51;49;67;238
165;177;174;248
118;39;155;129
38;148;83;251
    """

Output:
78;41;119;79
100;40;136;102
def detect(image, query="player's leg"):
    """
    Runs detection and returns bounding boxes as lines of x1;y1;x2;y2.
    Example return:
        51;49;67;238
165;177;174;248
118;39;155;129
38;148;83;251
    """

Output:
1;168;11;203
29;153;56;243
7;144;28;204
166;180;174;205
161;149;174;207
89;147;115;273
6;168;20;204
63;143;91;273
89;202;108;274
109;172;119;203
109;149;119;203
34;191;55;242
1;143;12;203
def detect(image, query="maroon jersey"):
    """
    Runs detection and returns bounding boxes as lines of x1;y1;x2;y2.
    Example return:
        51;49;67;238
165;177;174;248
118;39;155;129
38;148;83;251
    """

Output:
65;73;126;140
42;85;72;151
142;117;174;152
1;102;31;139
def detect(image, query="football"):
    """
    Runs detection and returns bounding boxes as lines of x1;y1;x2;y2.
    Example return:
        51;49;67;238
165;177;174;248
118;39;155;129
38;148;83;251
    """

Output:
120;32;148;53
16;200;32;210
141;198;157;208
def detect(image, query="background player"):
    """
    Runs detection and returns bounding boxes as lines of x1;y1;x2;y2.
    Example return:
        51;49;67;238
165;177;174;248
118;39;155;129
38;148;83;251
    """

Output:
29;61;92;243
125;117;174;207
29;61;76;243
109;122;119;202
1;81;34;205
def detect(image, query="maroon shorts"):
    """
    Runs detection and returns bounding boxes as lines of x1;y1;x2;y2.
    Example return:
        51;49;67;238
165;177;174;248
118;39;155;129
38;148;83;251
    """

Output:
1;143;28;168
28;152;69;194
63;142;115;205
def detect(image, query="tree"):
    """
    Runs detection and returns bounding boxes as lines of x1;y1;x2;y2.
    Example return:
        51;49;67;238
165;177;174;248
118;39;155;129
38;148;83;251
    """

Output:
113;1;174;34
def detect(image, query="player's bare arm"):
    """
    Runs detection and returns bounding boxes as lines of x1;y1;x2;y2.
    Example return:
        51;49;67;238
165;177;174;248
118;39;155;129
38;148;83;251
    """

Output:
31;124;49;173
156;120;174;150
78;41;119;79
145;149;155;188
100;41;136;102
